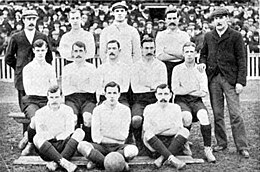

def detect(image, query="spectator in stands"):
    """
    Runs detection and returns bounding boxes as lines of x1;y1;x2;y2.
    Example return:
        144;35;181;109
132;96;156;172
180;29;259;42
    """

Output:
172;42;216;163
96;40;130;106
26;85;84;172
0;28;8;54
77;81;138;171
144;21;157;38
20;39;57;156
59;9;95;61
155;9;190;91
49;30;61;56
130;37;167;154
248;31;259;53
62;41;98;142
99;1;141;65
198;7;250;158
157;20;165;31
142;83;188;169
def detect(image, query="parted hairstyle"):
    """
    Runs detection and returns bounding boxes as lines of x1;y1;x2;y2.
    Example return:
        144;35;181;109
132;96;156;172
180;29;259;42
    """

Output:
47;85;62;96
104;81;121;93
141;37;154;47
72;41;86;51
155;83;169;93
182;42;196;51
33;39;47;48
107;39;120;49
165;9;179;18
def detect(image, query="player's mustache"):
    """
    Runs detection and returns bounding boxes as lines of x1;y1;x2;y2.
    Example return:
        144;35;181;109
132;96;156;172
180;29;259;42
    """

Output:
75;55;82;59
146;53;153;56
169;22;176;26
109;53;115;56
160;99;167;102
29;24;34;27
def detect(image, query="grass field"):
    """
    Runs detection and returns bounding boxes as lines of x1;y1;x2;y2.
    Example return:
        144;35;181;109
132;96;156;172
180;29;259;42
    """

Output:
0;81;259;172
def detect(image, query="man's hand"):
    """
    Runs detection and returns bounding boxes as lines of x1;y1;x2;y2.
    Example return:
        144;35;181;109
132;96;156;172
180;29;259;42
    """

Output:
197;63;206;73
235;83;244;94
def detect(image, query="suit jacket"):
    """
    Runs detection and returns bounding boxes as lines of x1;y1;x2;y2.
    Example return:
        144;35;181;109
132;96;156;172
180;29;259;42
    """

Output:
5;30;53;90
199;27;247;86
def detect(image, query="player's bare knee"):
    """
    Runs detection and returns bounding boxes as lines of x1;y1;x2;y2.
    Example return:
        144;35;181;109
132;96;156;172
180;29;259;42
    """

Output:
29;117;36;129
197;109;210;125
177;127;190;139
131;116;142;129
72;128;85;142
124;145;139;160
77;141;94;157
182;111;192;126
83;112;92;127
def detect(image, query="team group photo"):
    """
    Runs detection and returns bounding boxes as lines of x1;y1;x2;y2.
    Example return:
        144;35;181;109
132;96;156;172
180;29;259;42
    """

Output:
0;0;259;171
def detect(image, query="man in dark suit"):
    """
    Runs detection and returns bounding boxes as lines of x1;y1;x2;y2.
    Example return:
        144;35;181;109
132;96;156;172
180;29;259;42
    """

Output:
198;7;249;158
5;9;53;112
5;9;53;150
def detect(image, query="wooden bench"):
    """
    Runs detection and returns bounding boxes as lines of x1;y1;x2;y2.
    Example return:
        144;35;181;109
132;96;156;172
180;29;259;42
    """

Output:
8;112;30;132
14;156;204;166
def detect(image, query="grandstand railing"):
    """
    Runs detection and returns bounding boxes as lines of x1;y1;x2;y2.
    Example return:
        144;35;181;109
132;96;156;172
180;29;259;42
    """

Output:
0;52;259;82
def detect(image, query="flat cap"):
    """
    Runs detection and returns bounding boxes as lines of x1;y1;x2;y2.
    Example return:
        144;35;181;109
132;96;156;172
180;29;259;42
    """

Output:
158;20;165;23
22;9;38;17
111;2;128;11
211;7;229;18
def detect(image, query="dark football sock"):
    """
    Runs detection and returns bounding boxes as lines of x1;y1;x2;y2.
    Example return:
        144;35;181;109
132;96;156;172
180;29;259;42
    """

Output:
201;124;212;147
27;126;36;143
88;149;105;168
82;125;92;142
61;138;78;160
147;136;172;159
168;135;187;155
39;141;62;162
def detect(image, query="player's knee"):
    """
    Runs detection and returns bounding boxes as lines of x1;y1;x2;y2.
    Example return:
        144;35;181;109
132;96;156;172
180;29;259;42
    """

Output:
131;116;142;129
77;141;94;157
33;134;46;149
83;112;92;127
124;145;139;160
177;127;190;139
29;117;36;129
182;111;192;126
72;128;85;142
197;109;210;125
143;131;155;141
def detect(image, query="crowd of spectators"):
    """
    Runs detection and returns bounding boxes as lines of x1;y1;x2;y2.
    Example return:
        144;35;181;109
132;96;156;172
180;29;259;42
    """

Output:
0;0;259;56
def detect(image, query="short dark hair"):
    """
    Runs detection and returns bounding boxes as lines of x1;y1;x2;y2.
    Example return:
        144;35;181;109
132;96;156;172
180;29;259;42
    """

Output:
155;83;169;93
107;40;120;49
104;81;121;93
72;41;86;51
69;9;81;18
141;37;154;47
47;85;62;96
165;9;179;18
33;39;47;48
182;42;196;51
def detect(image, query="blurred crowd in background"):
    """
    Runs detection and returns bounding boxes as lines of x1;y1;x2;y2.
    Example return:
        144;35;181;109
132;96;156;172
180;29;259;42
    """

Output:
0;0;259;56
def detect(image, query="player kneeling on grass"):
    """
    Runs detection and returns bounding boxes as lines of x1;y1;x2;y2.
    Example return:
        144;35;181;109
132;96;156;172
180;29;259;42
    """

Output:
26;85;85;172
171;42;216;163
142;84;189;170
77;82;138;171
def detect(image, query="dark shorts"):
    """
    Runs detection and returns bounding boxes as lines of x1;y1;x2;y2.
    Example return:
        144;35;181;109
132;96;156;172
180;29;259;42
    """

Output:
91;143;129;156
175;95;207;122
65;92;96;114
131;92;157;117
36;135;72;161
22;95;48;118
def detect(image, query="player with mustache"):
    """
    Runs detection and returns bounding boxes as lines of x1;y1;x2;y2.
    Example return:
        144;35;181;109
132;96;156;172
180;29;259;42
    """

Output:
155;8;190;92
130;37;167;154
142;83;188;170
96;40;130;106
62;41;98;142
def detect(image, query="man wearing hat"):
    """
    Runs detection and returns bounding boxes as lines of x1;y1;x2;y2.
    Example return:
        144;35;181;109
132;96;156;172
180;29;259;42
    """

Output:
198;7;250;158
5;9;53;149
99;1;141;65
